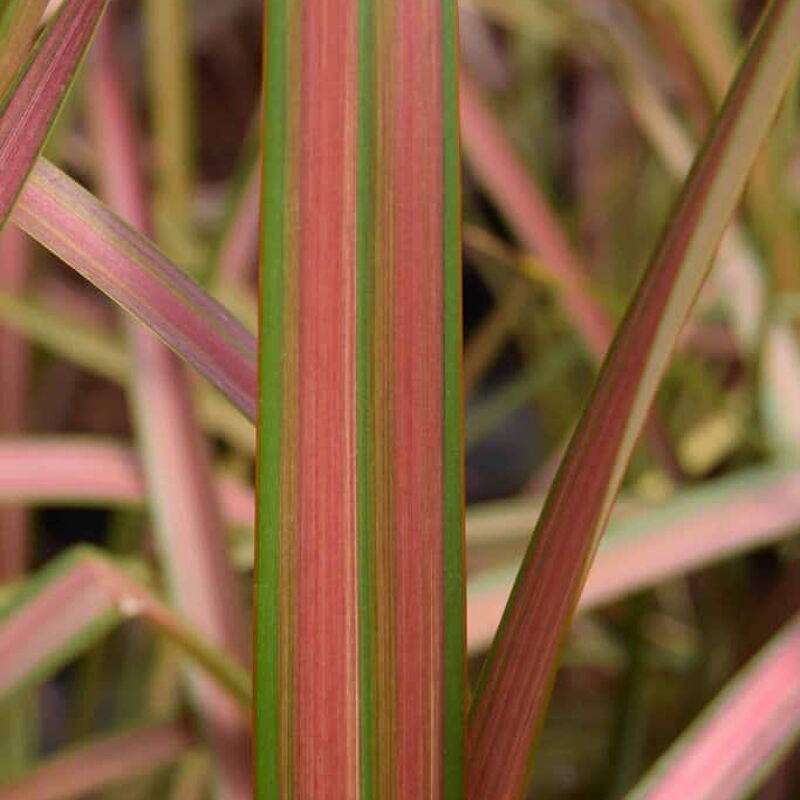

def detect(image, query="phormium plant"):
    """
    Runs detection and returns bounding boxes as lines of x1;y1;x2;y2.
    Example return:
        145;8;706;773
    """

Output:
0;0;799;798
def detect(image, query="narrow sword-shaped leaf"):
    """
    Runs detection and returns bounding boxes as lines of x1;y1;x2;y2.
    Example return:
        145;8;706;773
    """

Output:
625;0;800;452
466;3;800;798
0;719;194;800
0;0;107;225
256;1;464;797
11;160;257;419
625;613;800;800
0;547;250;706
0;436;254;531
87;20;252;797
466;461;800;652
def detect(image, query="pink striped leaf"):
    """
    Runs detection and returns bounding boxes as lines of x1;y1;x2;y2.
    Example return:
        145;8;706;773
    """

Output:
625;613;800;800
0;0;256;418
87;19;252;796
0;436;253;528
11;160;257;420
0;547;250;707
467;461;800;652
466;2;800;797
0;719;194;800
256;1;464;797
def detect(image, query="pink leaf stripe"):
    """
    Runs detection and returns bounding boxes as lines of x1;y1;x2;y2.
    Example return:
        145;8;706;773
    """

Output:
0;437;253;527
0;0;108;224
0;719;193;800
627;613;800;800
12;160;257;419
284;4;360;794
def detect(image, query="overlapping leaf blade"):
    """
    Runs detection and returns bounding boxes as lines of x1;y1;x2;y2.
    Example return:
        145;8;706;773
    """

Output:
12;162;257;419
467;461;800;651
0;0;256;418
0;547;250;706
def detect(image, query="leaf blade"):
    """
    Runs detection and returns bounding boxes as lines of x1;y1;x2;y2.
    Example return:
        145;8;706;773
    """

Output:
466;461;800;652
625;613;800;800
0;547;251;707
86;20;252;796
256;1;464;796
12;159;257;419
465;2;800;797
0;436;253;529
0;719;194;800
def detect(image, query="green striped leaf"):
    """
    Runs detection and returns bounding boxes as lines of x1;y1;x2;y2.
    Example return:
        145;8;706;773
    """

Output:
255;1;464;797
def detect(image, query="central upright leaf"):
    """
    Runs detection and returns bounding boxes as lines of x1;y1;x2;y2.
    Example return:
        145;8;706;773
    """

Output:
255;2;464;798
